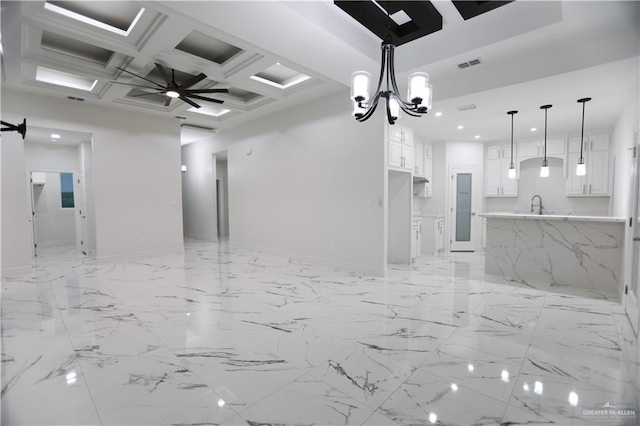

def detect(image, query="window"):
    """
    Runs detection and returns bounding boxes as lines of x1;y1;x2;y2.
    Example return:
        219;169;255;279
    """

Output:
60;173;75;208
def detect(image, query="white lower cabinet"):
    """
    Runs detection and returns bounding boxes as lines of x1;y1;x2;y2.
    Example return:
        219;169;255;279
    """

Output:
419;216;445;254
411;219;422;262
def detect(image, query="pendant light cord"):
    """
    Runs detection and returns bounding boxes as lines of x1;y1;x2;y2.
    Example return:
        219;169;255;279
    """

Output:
544;108;547;161
580;100;585;160
510;113;514;164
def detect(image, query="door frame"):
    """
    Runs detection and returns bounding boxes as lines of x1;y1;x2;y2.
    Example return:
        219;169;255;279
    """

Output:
625;134;640;335
447;166;481;252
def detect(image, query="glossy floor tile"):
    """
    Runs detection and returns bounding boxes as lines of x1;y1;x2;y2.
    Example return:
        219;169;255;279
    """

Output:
1;242;638;425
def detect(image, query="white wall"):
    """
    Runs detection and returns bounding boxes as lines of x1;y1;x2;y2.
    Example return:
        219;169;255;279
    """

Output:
182;90;386;273
1;132;32;271
1;89;184;264
182;146;218;242
32;172;76;247
25;143;80;172
216;159;229;238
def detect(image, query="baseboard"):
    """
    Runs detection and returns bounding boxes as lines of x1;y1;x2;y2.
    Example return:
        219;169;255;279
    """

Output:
37;240;75;248
228;240;386;277
95;245;185;264
1;263;34;278
184;232;218;243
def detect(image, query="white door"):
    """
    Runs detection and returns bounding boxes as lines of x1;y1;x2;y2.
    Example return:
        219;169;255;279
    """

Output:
625;138;640;335
74;170;88;255
450;167;478;251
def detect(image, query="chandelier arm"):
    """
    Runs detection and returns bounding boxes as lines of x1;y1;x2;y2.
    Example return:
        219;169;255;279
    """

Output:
356;92;383;122
399;105;422;117
370;45;388;100
388;48;415;108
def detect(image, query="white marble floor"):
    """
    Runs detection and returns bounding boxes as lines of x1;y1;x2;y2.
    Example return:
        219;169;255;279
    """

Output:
2;241;638;425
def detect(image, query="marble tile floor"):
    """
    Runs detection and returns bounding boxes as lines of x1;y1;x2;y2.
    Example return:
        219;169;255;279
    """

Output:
1;241;638;425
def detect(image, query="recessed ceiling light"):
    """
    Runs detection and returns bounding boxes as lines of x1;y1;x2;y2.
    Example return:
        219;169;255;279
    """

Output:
51;134;61;139
474;135;480;139
36;66;97;91
530;127;537;132
457;125;464;130
435;111;442;117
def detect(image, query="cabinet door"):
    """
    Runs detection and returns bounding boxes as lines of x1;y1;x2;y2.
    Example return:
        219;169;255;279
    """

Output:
546;138;565;156
403;143;414;170
414;141;425;176
588;150;609;195
590;134;609;152
425;143;432;159
503;144;516;163
389;140;403;168
389;125;403;143
518;141;539;158
569;137;583;153
487;145;502;160
566;152;586;195
424;156;433;197
403;126;414;144
501;158;518;196
436;219;444;252
485;158;501;196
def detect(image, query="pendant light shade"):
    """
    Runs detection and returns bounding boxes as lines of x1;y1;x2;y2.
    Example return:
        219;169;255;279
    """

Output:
507;110;518;180
576;97;591;176
540;105;552;178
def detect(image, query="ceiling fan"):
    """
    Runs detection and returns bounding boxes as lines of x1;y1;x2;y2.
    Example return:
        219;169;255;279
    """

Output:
111;63;228;108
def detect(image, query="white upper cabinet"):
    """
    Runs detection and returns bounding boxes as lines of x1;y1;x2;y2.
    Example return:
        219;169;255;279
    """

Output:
388;124;414;172
518;139;565;159
413;139;433;198
485;144;517;197
566;134;609;196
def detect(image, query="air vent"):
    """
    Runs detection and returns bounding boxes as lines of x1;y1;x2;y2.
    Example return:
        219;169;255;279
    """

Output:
175;116;187;120
67;96;85;101
457;58;483;69
456;103;477;111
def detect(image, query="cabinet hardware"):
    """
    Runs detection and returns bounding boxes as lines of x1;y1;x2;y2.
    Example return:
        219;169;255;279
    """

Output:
583;184;586;194
633;237;640;242
589;184;592;194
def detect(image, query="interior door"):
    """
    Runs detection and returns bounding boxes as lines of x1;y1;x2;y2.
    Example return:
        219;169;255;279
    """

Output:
450;168;478;251
625;137;640;335
74;170;88;255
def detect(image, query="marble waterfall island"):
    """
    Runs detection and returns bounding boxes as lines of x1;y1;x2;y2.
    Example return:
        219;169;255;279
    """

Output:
481;213;625;299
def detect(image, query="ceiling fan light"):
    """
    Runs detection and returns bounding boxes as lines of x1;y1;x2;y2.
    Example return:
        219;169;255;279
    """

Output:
166;90;180;98
351;71;370;102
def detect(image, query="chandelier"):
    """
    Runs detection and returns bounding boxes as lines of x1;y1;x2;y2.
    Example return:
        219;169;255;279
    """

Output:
350;9;432;125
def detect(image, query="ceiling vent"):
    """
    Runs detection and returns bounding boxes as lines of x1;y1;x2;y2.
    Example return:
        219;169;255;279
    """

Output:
456;103;477;111
457;58;482;69
67;96;85;101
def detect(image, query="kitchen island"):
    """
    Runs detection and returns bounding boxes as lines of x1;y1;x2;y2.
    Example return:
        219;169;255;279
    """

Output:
481;213;625;298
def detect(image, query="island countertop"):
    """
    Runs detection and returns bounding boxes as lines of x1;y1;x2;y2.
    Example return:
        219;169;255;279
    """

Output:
479;212;625;223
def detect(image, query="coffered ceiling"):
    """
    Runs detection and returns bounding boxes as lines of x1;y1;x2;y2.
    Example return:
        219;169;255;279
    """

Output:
1;1;639;143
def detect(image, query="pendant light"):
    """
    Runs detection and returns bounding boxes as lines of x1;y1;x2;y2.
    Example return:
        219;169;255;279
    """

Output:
540;104;552;178
576;97;591;176
507;110;518;179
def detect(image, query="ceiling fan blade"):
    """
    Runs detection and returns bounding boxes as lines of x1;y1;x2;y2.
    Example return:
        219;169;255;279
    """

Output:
183;88;229;94
180;96;201;109
155;63;172;85
181;72;207;89
127;92;165;98
164;97;172;107
187;94;225;104
109;81;163;90
116;67;166;89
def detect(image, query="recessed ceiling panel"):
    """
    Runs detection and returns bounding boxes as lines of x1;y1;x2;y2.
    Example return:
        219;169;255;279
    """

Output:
35;66;97;91
226;87;261;102
175;31;242;65
188;105;231;117
46;1;142;32
334;0;442;46
251;63;310;89
452;1;514;21
41;31;114;65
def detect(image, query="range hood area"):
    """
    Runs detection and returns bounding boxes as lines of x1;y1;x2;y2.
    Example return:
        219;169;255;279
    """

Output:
413;176;429;184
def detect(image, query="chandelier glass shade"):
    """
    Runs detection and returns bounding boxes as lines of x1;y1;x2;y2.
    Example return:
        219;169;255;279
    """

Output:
351;37;432;125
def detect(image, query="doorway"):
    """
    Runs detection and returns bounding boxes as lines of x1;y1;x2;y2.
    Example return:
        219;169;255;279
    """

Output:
214;152;230;241
625;134;640;335
449;166;480;252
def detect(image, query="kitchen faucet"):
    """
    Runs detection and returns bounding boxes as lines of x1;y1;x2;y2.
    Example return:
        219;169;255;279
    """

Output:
531;195;543;215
